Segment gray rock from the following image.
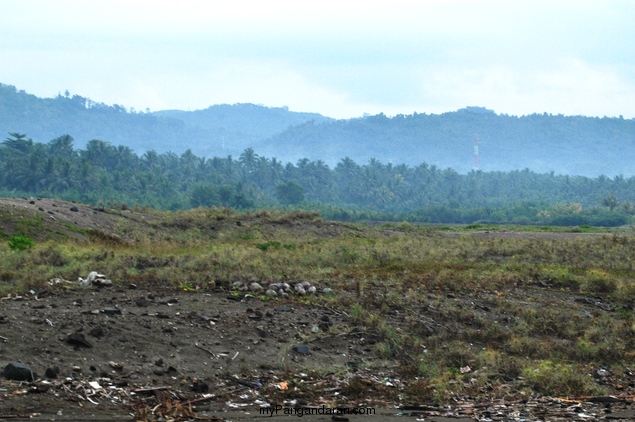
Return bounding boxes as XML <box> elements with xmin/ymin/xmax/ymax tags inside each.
<box><xmin>93</xmin><ymin>279</ymin><xmax>113</xmax><ymax>288</ymax></box>
<box><xmin>265</xmin><ymin>289</ymin><xmax>278</xmax><ymax>297</ymax></box>
<box><xmin>296</xmin><ymin>286</ymin><xmax>306</xmax><ymax>295</ymax></box>
<box><xmin>88</xmin><ymin>326</ymin><xmax>105</xmax><ymax>338</ymax></box>
<box><xmin>4</xmin><ymin>361</ymin><xmax>37</xmax><ymax>381</ymax></box>
<box><xmin>281</xmin><ymin>282</ymin><xmax>291</xmax><ymax>291</ymax></box>
<box><xmin>249</xmin><ymin>282</ymin><xmax>263</xmax><ymax>292</ymax></box>
<box><xmin>295</xmin><ymin>344</ymin><xmax>310</xmax><ymax>355</ymax></box>
<box><xmin>45</xmin><ymin>366</ymin><xmax>59</xmax><ymax>379</ymax></box>
<box><xmin>307</xmin><ymin>286</ymin><xmax>317</xmax><ymax>294</ymax></box>
<box><xmin>301</xmin><ymin>281</ymin><xmax>312</xmax><ymax>288</ymax></box>
<box><xmin>66</xmin><ymin>333</ymin><xmax>93</xmax><ymax>348</ymax></box>
<box><xmin>101</xmin><ymin>307</ymin><xmax>122</xmax><ymax>315</ymax></box>
<box><xmin>135</xmin><ymin>297</ymin><xmax>150</xmax><ymax>307</ymax></box>
<box><xmin>322</xmin><ymin>288</ymin><xmax>333</xmax><ymax>295</ymax></box>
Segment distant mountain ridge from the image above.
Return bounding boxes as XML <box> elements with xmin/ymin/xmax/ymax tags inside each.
<box><xmin>259</xmin><ymin>108</ymin><xmax>635</xmax><ymax>176</ymax></box>
<box><xmin>1</xmin><ymin>83</ymin><xmax>634</xmax><ymax>177</ymax></box>
<box><xmin>0</xmin><ymin>83</ymin><xmax>332</xmax><ymax>158</ymax></box>
<box><xmin>154</xmin><ymin>104</ymin><xmax>331</xmax><ymax>140</ymax></box>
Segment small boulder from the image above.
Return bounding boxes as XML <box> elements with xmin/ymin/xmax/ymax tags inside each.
<box><xmin>249</xmin><ymin>282</ymin><xmax>263</xmax><ymax>292</ymax></box>
<box><xmin>4</xmin><ymin>362</ymin><xmax>37</xmax><ymax>381</ymax></box>
<box><xmin>88</xmin><ymin>326</ymin><xmax>105</xmax><ymax>338</ymax></box>
<box><xmin>45</xmin><ymin>366</ymin><xmax>60</xmax><ymax>379</ymax></box>
<box><xmin>66</xmin><ymin>333</ymin><xmax>93</xmax><ymax>348</ymax></box>
<box><xmin>295</xmin><ymin>344</ymin><xmax>310</xmax><ymax>355</ymax></box>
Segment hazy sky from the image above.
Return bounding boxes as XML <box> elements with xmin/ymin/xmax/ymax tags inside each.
<box><xmin>1</xmin><ymin>0</ymin><xmax>633</xmax><ymax>119</ymax></box>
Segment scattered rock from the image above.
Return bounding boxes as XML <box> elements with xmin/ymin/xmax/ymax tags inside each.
<box><xmin>66</xmin><ymin>333</ymin><xmax>93</xmax><ymax>348</ymax></box>
<box><xmin>70</xmin><ymin>206</ymin><xmax>79</xmax><ymax>212</ymax></box>
<box><xmin>45</xmin><ymin>366</ymin><xmax>60</xmax><ymax>379</ymax></box>
<box><xmin>295</xmin><ymin>344</ymin><xmax>310</xmax><ymax>355</ymax></box>
<box><xmin>191</xmin><ymin>378</ymin><xmax>209</xmax><ymax>393</ymax></box>
<box><xmin>249</xmin><ymin>282</ymin><xmax>263</xmax><ymax>292</ymax></box>
<box><xmin>93</xmin><ymin>279</ymin><xmax>114</xmax><ymax>288</ymax></box>
<box><xmin>4</xmin><ymin>361</ymin><xmax>37</xmax><ymax>381</ymax></box>
<box><xmin>247</xmin><ymin>310</ymin><xmax>263</xmax><ymax>320</ymax></box>
<box><xmin>135</xmin><ymin>297</ymin><xmax>151</xmax><ymax>307</ymax></box>
<box><xmin>101</xmin><ymin>307</ymin><xmax>122</xmax><ymax>315</ymax></box>
<box><xmin>88</xmin><ymin>326</ymin><xmax>105</xmax><ymax>338</ymax></box>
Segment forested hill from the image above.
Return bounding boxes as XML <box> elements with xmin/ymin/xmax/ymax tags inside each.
<box><xmin>258</xmin><ymin>108</ymin><xmax>635</xmax><ymax>177</ymax></box>
<box><xmin>2</xmin><ymin>83</ymin><xmax>635</xmax><ymax>177</ymax></box>
<box><xmin>0</xmin><ymin>83</ymin><xmax>331</xmax><ymax>158</ymax></box>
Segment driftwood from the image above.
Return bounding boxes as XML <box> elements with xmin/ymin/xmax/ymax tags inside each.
<box><xmin>194</xmin><ymin>343</ymin><xmax>217</xmax><ymax>358</ymax></box>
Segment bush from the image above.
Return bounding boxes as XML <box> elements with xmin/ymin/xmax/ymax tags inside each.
<box><xmin>8</xmin><ymin>235</ymin><xmax>35</xmax><ymax>251</ymax></box>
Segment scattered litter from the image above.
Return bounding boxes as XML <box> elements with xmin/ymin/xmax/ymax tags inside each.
<box><xmin>78</xmin><ymin>271</ymin><xmax>113</xmax><ymax>288</ymax></box>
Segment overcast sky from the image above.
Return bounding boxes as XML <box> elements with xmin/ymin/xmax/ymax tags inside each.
<box><xmin>0</xmin><ymin>0</ymin><xmax>633</xmax><ymax>119</ymax></box>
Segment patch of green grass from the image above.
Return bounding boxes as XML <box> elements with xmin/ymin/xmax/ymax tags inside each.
<box><xmin>8</xmin><ymin>234</ymin><xmax>34</xmax><ymax>251</ymax></box>
<box><xmin>522</xmin><ymin>360</ymin><xmax>603</xmax><ymax>396</ymax></box>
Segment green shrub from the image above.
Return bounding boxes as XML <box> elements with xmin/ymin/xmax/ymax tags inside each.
<box><xmin>8</xmin><ymin>235</ymin><xmax>34</xmax><ymax>251</ymax></box>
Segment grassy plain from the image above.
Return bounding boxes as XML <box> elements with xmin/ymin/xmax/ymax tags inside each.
<box><xmin>2</xmin><ymin>201</ymin><xmax>635</xmax><ymax>403</ymax></box>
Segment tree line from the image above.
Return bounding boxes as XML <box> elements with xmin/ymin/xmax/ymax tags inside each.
<box><xmin>1</xmin><ymin>132</ymin><xmax>633</xmax><ymax>226</ymax></box>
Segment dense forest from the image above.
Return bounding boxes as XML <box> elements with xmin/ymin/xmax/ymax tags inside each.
<box><xmin>2</xmin><ymin>83</ymin><xmax>635</xmax><ymax>177</ymax></box>
<box><xmin>1</xmin><ymin>132</ymin><xmax>634</xmax><ymax>226</ymax></box>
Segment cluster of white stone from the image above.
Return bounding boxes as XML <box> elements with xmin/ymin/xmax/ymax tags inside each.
<box><xmin>231</xmin><ymin>280</ymin><xmax>332</xmax><ymax>297</ymax></box>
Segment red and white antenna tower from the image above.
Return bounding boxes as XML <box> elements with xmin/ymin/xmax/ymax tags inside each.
<box><xmin>473</xmin><ymin>132</ymin><xmax>480</xmax><ymax>171</ymax></box>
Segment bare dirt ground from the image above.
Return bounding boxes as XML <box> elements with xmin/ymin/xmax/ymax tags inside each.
<box><xmin>2</xmin><ymin>198</ymin><xmax>635</xmax><ymax>421</ymax></box>
<box><xmin>4</xmin><ymin>286</ymin><xmax>635</xmax><ymax>421</ymax></box>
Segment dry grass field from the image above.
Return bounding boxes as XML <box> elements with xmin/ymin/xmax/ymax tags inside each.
<box><xmin>2</xmin><ymin>198</ymin><xmax>635</xmax><ymax>420</ymax></box>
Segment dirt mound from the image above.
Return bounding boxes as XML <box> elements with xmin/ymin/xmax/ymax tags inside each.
<box><xmin>0</xmin><ymin>197</ymin><xmax>144</xmax><ymax>242</ymax></box>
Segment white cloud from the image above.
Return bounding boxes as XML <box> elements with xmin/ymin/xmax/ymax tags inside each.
<box><xmin>417</xmin><ymin>59</ymin><xmax>635</xmax><ymax>118</ymax></box>
<box><xmin>0</xmin><ymin>0</ymin><xmax>634</xmax><ymax>119</ymax></box>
